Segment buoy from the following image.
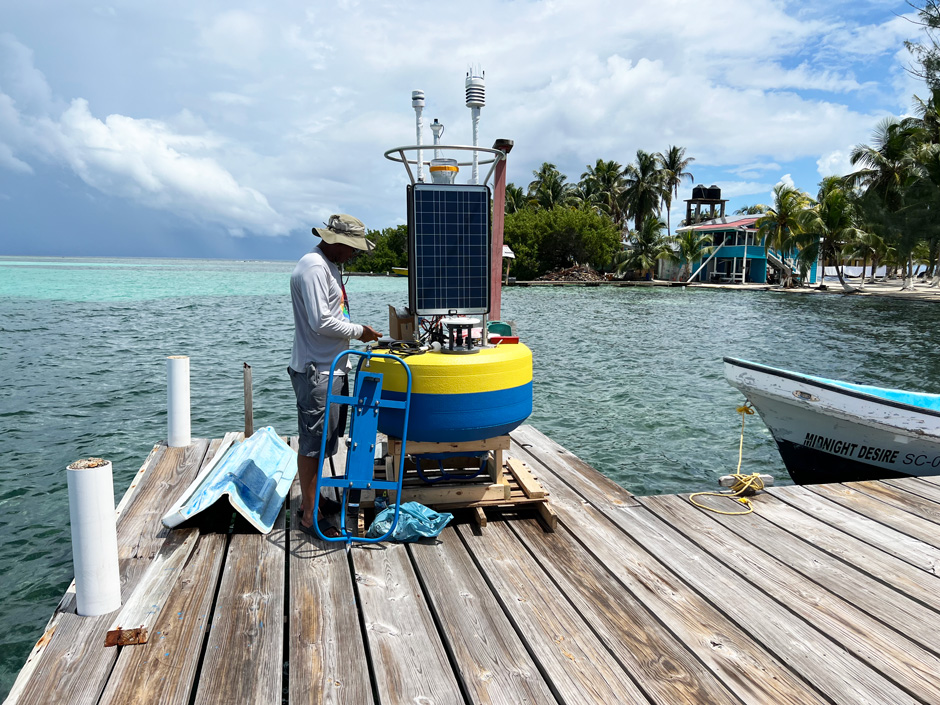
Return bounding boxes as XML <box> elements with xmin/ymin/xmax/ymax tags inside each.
<box><xmin>369</xmin><ymin>343</ymin><xmax>532</xmax><ymax>442</ymax></box>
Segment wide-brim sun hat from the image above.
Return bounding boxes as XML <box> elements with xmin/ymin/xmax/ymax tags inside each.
<box><xmin>313</xmin><ymin>214</ymin><xmax>375</xmax><ymax>251</ymax></box>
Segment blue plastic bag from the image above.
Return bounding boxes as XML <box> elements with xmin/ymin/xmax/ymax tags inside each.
<box><xmin>366</xmin><ymin>501</ymin><xmax>453</xmax><ymax>542</ymax></box>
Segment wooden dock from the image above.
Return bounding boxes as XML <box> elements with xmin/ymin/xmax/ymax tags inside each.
<box><xmin>7</xmin><ymin>425</ymin><xmax>940</xmax><ymax>704</ymax></box>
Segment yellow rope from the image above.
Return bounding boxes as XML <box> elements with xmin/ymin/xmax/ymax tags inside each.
<box><xmin>689</xmin><ymin>403</ymin><xmax>763</xmax><ymax>515</ymax></box>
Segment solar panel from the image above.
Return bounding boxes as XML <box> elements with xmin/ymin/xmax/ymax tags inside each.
<box><xmin>407</xmin><ymin>183</ymin><xmax>491</xmax><ymax>316</ymax></box>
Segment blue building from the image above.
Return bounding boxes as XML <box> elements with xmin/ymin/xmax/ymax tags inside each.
<box><xmin>675</xmin><ymin>215</ymin><xmax>818</xmax><ymax>285</ymax></box>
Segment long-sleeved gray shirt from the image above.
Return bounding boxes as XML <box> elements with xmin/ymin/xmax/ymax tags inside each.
<box><xmin>289</xmin><ymin>247</ymin><xmax>363</xmax><ymax>373</ymax></box>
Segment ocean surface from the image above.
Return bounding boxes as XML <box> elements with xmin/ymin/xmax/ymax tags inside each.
<box><xmin>3</xmin><ymin>255</ymin><xmax>940</xmax><ymax>696</ymax></box>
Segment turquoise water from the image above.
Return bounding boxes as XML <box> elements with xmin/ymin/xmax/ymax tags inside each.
<box><xmin>3</xmin><ymin>256</ymin><xmax>940</xmax><ymax>697</ymax></box>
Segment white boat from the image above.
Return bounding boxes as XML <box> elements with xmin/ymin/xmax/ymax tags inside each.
<box><xmin>724</xmin><ymin>357</ymin><xmax>940</xmax><ymax>484</ymax></box>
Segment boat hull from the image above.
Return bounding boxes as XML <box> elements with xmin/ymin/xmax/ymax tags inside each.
<box><xmin>724</xmin><ymin>357</ymin><xmax>940</xmax><ymax>484</ymax></box>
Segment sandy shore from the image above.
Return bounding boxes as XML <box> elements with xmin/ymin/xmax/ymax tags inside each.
<box><xmin>693</xmin><ymin>279</ymin><xmax>940</xmax><ymax>302</ymax></box>
<box><xmin>784</xmin><ymin>279</ymin><xmax>940</xmax><ymax>302</ymax></box>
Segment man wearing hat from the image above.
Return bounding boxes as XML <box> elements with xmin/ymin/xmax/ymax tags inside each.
<box><xmin>289</xmin><ymin>214</ymin><xmax>382</xmax><ymax>537</ymax></box>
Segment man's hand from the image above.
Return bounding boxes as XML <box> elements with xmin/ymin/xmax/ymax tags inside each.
<box><xmin>358</xmin><ymin>325</ymin><xmax>382</xmax><ymax>343</ymax></box>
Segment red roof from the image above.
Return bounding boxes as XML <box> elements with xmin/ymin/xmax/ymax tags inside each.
<box><xmin>693</xmin><ymin>216</ymin><xmax>759</xmax><ymax>232</ymax></box>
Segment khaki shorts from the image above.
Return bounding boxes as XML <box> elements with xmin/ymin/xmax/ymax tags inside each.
<box><xmin>288</xmin><ymin>364</ymin><xmax>349</xmax><ymax>458</ymax></box>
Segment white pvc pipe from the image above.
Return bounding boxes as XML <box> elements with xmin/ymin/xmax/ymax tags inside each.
<box><xmin>67</xmin><ymin>459</ymin><xmax>121</xmax><ymax>616</ymax></box>
<box><xmin>415</xmin><ymin>107</ymin><xmax>424</xmax><ymax>183</ymax></box>
<box><xmin>470</xmin><ymin>107</ymin><xmax>481</xmax><ymax>184</ymax></box>
<box><xmin>413</xmin><ymin>90</ymin><xmax>425</xmax><ymax>184</ymax></box>
<box><xmin>167</xmin><ymin>355</ymin><xmax>191</xmax><ymax>447</ymax></box>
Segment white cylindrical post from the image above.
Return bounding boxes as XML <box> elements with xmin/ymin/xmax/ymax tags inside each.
<box><xmin>167</xmin><ymin>355</ymin><xmax>191</xmax><ymax>447</ymax></box>
<box><xmin>67</xmin><ymin>458</ymin><xmax>121</xmax><ymax>616</ymax></box>
<box><xmin>412</xmin><ymin>90</ymin><xmax>425</xmax><ymax>183</ymax></box>
<box><xmin>470</xmin><ymin>107</ymin><xmax>481</xmax><ymax>184</ymax></box>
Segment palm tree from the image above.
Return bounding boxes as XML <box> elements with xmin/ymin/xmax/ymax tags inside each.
<box><xmin>656</xmin><ymin>146</ymin><xmax>695</xmax><ymax>235</ymax></box>
<box><xmin>623</xmin><ymin>150</ymin><xmax>665</xmax><ymax>231</ymax></box>
<box><xmin>847</xmin><ymin>116</ymin><xmax>921</xmax><ymax>213</ymax></box>
<box><xmin>843</xmin><ymin>229</ymin><xmax>888</xmax><ymax>288</ymax></box>
<box><xmin>796</xmin><ymin>176</ymin><xmax>866</xmax><ymax>291</ymax></box>
<box><xmin>757</xmin><ymin>183</ymin><xmax>812</xmax><ymax>287</ymax></box>
<box><xmin>852</xmin><ymin>189</ymin><xmax>898</xmax><ymax>284</ymax></box>
<box><xmin>912</xmin><ymin>87</ymin><xmax>940</xmax><ymax>144</ymax></box>
<box><xmin>669</xmin><ymin>229</ymin><xmax>713</xmax><ymax>281</ymax></box>
<box><xmin>527</xmin><ymin>162</ymin><xmax>575</xmax><ymax>210</ymax></box>
<box><xmin>734</xmin><ymin>204</ymin><xmax>769</xmax><ymax>215</ymax></box>
<box><xmin>580</xmin><ymin>159</ymin><xmax>626</xmax><ymax>225</ymax></box>
<box><xmin>504</xmin><ymin>183</ymin><xmax>526</xmax><ymax>214</ymax></box>
<box><xmin>847</xmin><ymin>116</ymin><xmax>923</xmax><ymax>287</ymax></box>
<box><xmin>619</xmin><ymin>215</ymin><xmax>671</xmax><ymax>279</ymax></box>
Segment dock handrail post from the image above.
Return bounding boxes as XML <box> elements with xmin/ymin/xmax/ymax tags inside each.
<box><xmin>243</xmin><ymin>362</ymin><xmax>254</xmax><ymax>438</ymax></box>
<box><xmin>67</xmin><ymin>458</ymin><xmax>121</xmax><ymax>616</ymax></box>
<box><xmin>166</xmin><ymin>355</ymin><xmax>191</xmax><ymax>447</ymax></box>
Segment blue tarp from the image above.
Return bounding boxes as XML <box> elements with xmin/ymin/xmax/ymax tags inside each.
<box><xmin>365</xmin><ymin>501</ymin><xmax>453</xmax><ymax>542</ymax></box>
<box><xmin>162</xmin><ymin>426</ymin><xmax>296</xmax><ymax>533</ymax></box>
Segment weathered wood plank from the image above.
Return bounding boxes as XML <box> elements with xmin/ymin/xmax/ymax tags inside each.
<box><xmin>408</xmin><ymin>525</ymin><xmax>558</xmax><ymax>705</ymax></box>
<box><xmin>105</xmin><ymin>527</ymin><xmax>200</xmax><ymax>646</ymax></box>
<box><xmin>758</xmin><ymin>488</ymin><xmax>940</xmax><ymax>612</ymax></box>
<box><xmin>288</xmin><ymin>475</ymin><xmax>373</xmax><ymax>705</ymax></box>
<box><xmin>456</xmin><ymin>519</ymin><xmax>653</xmax><ymax>705</ymax></box>
<box><xmin>506</xmin><ymin>457</ymin><xmax>544</xmax><ymax>499</ymax></box>
<box><xmin>97</xmin><ymin>532</ymin><xmax>228</xmax><ymax>705</ymax></box>
<box><xmin>114</xmin><ymin>443</ymin><xmax>167</xmax><ymax>519</ymax></box>
<box><xmin>768</xmin><ymin>486</ymin><xmax>940</xmax><ymax>585</ymax></box>
<box><xmin>641</xmin><ymin>492</ymin><xmax>940</xmax><ymax>703</ymax></box>
<box><xmin>391</xmin><ymin>435</ymin><xmax>510</xmax><ymax>456</ymax></box>
<box><xmin>605</xmin><ymin>500</ymin><xmax>920</xmax><ymax>705</ymax></box>
<box><xmin>511</xmin><ymin>425</ymin><xmax>641</xmax><ymax>509</ymax></box>
<box><xmin>831</xmin><ymin>479</ymin><xmax>940</xmax><ymax>526</ymax></box>
<box><xmin>691</xmin><ymin>489</ymin><xmax>940</xmax><ymax>656</ymax></box>
<box><xmin>12</xmin><ymin>442</ymin><xmax>211</xmax><ymax>705</ymax></box>
<box><xmin>535</xmin><ymin>501</ymin><xmax>557</xmax><ymax>531</ymax></box>
<box><xmin>509</xmin><ymin>441</ymin><xmax>829</xmax><ymax>705</ymax></box>
<box><xmin>352</xmin><ymin>541</ymin><xmax>463</xmax><ymax>705</ymax></box>
<box><xmin>193</xmin><ymin>507</ymin><xmax>285</xmax><ymax>704</ymax></box>
<box><xmin>809</xmin><ymin>482</ymin><xmax>940</xmax><ymax>554</ymax></box>
<box><xmin>883</xmin><ymin>475</ymin><xmax>940</xmax><ymax>506</ymax></box>
<box><xmin>118</xmin><ymin>441</ymin><xmax>212</xmax><ymax>553</ymax></box>
<box><xmin>508</xmin><ymin>515</ymin><xmax>740</xmax><ymax>705</ymax></box>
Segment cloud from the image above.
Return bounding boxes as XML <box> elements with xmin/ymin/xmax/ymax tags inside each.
<box><xmin>0</xmin><ymin>142</ymin><xmax>32</xmax><ymax>173</ymax></box>
<box><xmin>0</xmin><ymin>33</ymin><xmax>53</xmax><ymax>114</ymax></box>
<box><xmin>817</xmin><ymin>147</ymin><xmax>855</xmax><ymax>178</ymax></box>
<box><xmin>54</xmin><ymin>99</ymin><xmax>290</xmax><ymax>234</ymax></box>
<box><xmin>0</xmin><ymin>33</ymin><xmax>293</xmax><ymax>235</ymax></box>
<box><xmin>826</xmin><ymin>14</ymin><xmax>917</xmax><ymax>58</ymax></box>
<box><xmin>208</xmin><ymin>92</ymin><xmax>254</xmax><ymax>107</ymax></box>
<box><xmin>715</xmin><ymin>181</ymin><xmax>776</xmax><ymax>199</ymax></box>
<box><xmin>200</xmin><ymin>10</ymin><xmax>268</xmax><ymax>69</ymax></box>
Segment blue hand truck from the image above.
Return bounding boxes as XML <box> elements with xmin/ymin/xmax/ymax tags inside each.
<box><xmin>312</xmin><ymin>349</ymin><xmax>411</xmax><ymax>544</ymax></box>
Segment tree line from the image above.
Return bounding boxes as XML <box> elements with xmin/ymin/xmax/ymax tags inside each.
<box><xmin>346</xmin><ymin>146</ymin><xmax>698</xmax><ymax>280</ymax></box>
<box><xmin>502</xmin><ymin>147</ymin><xmax>695</xmax><ymax>280</ymax></box>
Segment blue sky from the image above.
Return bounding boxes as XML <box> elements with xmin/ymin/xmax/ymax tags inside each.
<box><xmin>0</xmin><ymin>0</ymin><xmax>928</xmax><ymax>260</ymax></box>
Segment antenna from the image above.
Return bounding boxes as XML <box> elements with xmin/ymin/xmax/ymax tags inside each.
<box><xmin>430</xmin><ymin>118</ymin><xmax>444</xmax><ymax>160</ymax></box>
<box><xmin>412</xmin><ymin>90</ymin><xmax>425</xmax><ymax>182</ymax></box>
<box><xmin>465</xmin><ymin>66</ymin><xmax>485</xmax><ymax>184</ymax></box>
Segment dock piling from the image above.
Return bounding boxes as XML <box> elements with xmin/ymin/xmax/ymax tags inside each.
<box><xmin>166</xmin><ymin>355</ymin><xmax>191</xmax><ymax>447</ymax></box>
<box><xmin>66</xmin><ymin>458</ymin><xmax>121</xmax><ymax>617</ymax></box>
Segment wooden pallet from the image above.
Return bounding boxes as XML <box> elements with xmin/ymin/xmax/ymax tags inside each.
<box><xmin>357</xmin><ymin>437</ymin><xmax>555</xmax><ymax>532</ymax></box>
